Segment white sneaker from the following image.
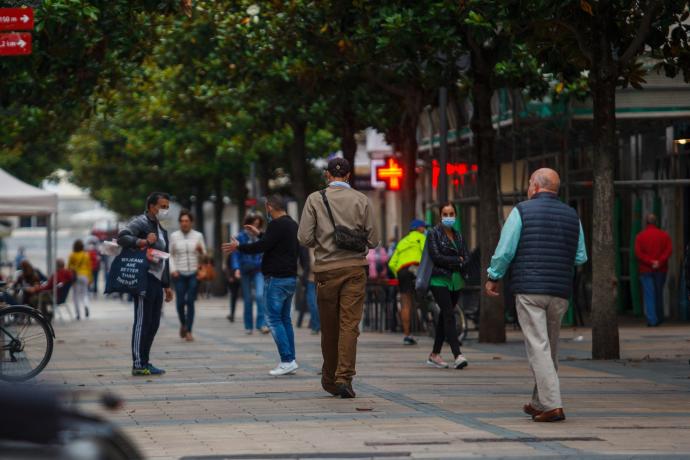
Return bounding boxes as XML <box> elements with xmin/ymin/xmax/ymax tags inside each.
<box><xmin>269</xmin><ymin>360</ymin><xmax>298</xmax><ymax>376</ymax></box>
<box><xmin>454</xmin><ymin>354</ymin><xmax>468</xmax><ymax>369</ymax></box>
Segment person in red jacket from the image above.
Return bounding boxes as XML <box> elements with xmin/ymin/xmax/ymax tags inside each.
<box><xmin>634</xmin><ymin>214</ymin><xmax>672</xmax><ymax>326</ymax></box>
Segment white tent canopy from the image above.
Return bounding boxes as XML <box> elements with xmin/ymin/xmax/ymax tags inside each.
<box><xmin>0</xmin><ymin>168</ymin><xmax>57</xmax><ymax>216</ymax></box>
<box><xmin>0</xmin><ymin>168</ymin><xmax>59</xmax><ymax>311</ymax></box>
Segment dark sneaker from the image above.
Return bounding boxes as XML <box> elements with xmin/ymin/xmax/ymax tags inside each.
<box><xmin>403</xmin><ymin>336</ymin><xmax>417</xmax><ymax>345</ymax></box>
<box><xmin>336</xmin><ymin>383</ymin><xmax>356</xmax><ymax>399</ymax></box>
<box><xmin>146</xmin><ymin>364</ymin><xmax>166</xmax><ymax>375</ymax></box>
<box><xmin>85</xmin><ymin>307</ymin><xmax>90</xmax><ymax>318</ymax></box>
<box><xmin>132</xmin><ymin>367</ymin><xmax>152</xmax><ymax>376</ymax></box>
<box><xmin>227</xmin><ymin>314</ymin><xmax>234</xmax><ymax>323</ymax></box>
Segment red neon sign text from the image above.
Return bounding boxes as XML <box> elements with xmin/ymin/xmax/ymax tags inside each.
<box><xmin>432</xmin><ymin>160</ymin><xmax>478</xmax><ymax>189</ymax></box>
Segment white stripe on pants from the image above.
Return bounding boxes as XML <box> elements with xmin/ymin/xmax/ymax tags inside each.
<box><xmin>133</xmin><ymin>295</ymin><xmax>144</xmax><ymax>369</ymax></box>
<box><xmin>73</xmin><ymin>275</ymin><xmax>90</xmax><ymax>318</ymax></box>
<box><xmin>515</xmin><ymin>294</ymin><xmax>569</xmax><ymax>411</ymax></box>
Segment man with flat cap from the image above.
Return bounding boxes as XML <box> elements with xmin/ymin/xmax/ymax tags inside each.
<box><xmin>485</xmin><ymin>168</ymin><xmax>588</xmax><ymax>422</ymax></box>
<box><xmin>298</xmin><ymin>158</ymin><xmax>378</xmax><ymax>398</ymax></box>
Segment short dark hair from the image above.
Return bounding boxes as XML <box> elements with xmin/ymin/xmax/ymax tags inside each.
<box><xmin>178</xmin><ymin>209</ymin><xmax>194</xmax><ymax>222</ymax></box>
<box><xmin>243</xmin><ymin>213</ymin><xmax>264</xmax><ymax>227</ymax></box>
<box><xmin>73</xmin><ymin>239</ymin><xmax>84</xmax><ymax>252</ymax></box>
<box><xmin>265</xmin><ymin>194</ymin><xmax>286</xmax><ymax>211</ymax></box>
<box><xmin>146</xmin><ymin>192</ymin><xmax>170</xmax><ymax>210</ymax></box>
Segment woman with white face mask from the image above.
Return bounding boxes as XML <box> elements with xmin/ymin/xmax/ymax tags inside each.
<box><xmin>425</xmin><ymin>202</ymin><xmax>470</xmax><ymax>370</ymax></box>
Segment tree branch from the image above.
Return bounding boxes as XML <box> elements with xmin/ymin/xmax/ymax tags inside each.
<box><xmin>364</xmin><ymin>68</ymin><xmax>407</xmax><ymax>98</ymax></box>
<box><xmin>553</xmin><ymin>20</ymin><xmax>593</xmax><ymax>64</ymax></box>
<box><xmin>618</xmin><ymin>0</ymin><xmax>662</xmax><ymax>66</ymax></box>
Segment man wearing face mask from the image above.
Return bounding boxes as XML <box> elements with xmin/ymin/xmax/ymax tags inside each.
<box><xmin>223</xmin><ymin>195</ymin><xmax>300</xmax><ymax>376</ymax></box>
<box><xmin>485</xmin><ymin>168</ymin><xmax>587</xmax><ymax>423</ymax></box>
<box><xmin>117</xmin><ymin>192</ymin><xmax>174</xmax><ymax>376</ymax></box>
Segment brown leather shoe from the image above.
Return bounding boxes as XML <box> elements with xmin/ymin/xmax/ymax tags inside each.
<box><xmin>336</xmin><ymin>382</ymin><xmax>356</xmax><ymax>399</ymax></box>
<box><xmin>523</xmin><ymin>403</ymin><xmax>543</xmax><ymax>417</ymax></box>
<box><xmin>179</xmin><ymin>325</ymin><xmax>187</xmax><ymax>338</ymax></box>
<box><xmin>321</xmin><ymin>379</ymin><xmax>338</xmax><ymax>396</ymax></box>
<box><xmin>533</xmin><ymin>408</ymin><xmax>566</xmax><ymax>422</ymax></box>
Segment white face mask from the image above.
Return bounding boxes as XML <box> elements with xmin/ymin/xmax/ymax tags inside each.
<box><xmin>158</xmin><ymin>208</ymin><xmax>169</xmax><ymax>219</ymax></box>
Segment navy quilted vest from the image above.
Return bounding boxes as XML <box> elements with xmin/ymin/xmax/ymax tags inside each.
<box><xmin>510</xmin><ymin>193</ymin><xmax>580</xmax><ymax>299</ymax></box>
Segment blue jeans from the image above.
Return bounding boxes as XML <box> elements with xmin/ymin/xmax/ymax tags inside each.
<box><xmin>174</xmin><ymin>273</ymin><xmax>198</xmax><ymax>332</ymax></box>
<box><xmin>306</xmin><ymin>281</ymin><xmax>320</xmax><ymax>332</ymax></box>
<box><xmin>264</xmin><ymin>276</ymin><xmax>297</xmax><ymax>363</ymax></box>
<box><xmin>241</xmin><ymin>271</ymin><xmax>265</xmax><ymax>330</ymax></box>
<box><xmin>640</xmin><ymin>272</ymin><xmax>666</xmax><ymax>326</ymax></box>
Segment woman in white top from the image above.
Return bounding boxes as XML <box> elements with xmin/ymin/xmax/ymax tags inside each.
<box><xmin>169</xmin><ymin>209</ymin><xmax>206</xmax><ymax>341</ymax></box>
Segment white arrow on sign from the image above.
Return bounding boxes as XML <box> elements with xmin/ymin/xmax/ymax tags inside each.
<box><xmin>20</xmin><ymin>14</ymin><xmax>29</xmax><ymax>23</ymax></box>
<box><xmin>17</xmin><ymin>38</ymin><xmax>26</xmax><ymax>48</ymax></box>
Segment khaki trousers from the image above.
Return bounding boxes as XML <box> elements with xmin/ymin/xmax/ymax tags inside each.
<box><xmin>515</xmin><ymin>294</ymin><xmax>569</xmax><ymax>411</ymax></box>
<box><xmin>315</xmin><ymin>266</ymin><xmax>367</xmax><ymax>388</ymax></box>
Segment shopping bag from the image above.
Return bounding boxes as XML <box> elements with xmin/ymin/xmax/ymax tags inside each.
<box><xmin>105</xmin><ymin>248</ymin><xmax>149</xmax><ymax>296</ymax></box>
<box><xmin>414</xmin><ymin>242</ymin><xmax>432</xmax><ymax>295</ymax></box>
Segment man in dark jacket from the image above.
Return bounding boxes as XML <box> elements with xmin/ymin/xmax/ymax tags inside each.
<box><xmin>486</xmin><ymin>169</ymin><xmax>587</xmax><ymax>423</ymax></box>
<box><xmin>117</xmin><ymin>192</ymin><xmax>173</xmax><ymax>376</ymax></box>
<box><xmin>224</xmin><ymin>195</ymin><xmax>300</xmax><ymax>376</ymax></box>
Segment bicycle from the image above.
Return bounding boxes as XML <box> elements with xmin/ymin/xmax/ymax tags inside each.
<box><xmin>0</xmin><ymin>281</ymin><xmax>55</xmax><ymax>382</ymax></box>
<box><xmin>415</xmin><ymin>290</ymin><xmax>468</xmax><ymax>344</ymax></box>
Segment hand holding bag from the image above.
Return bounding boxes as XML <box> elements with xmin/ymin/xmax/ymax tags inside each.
<box><xmin>105</xmin><ymin>248</ymin><xmax>150</xmax><ymax>296</ymax></box>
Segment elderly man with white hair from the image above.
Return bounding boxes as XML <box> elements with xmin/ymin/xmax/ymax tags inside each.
<box><xmin>485</xmin><ymin>168</ymin><xmax>588</xmax><ymax>423</ymax></box>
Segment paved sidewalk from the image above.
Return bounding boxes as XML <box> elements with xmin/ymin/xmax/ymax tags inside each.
<box><xmin>38</xmin><ymin>296</ymin><xmax>690</xmax><ymax>459</ymax></box>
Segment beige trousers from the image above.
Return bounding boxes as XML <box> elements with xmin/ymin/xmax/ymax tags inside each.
<box><xmin>515</xmin><ymin>294</ymin><xmax>569</xmax><ymax>411</ymax></box>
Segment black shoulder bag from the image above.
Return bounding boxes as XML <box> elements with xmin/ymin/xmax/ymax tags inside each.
<box><xmin>320</xmin><ymin>190</ymin><xmax>369</xmax><ymax>253</ymax></box>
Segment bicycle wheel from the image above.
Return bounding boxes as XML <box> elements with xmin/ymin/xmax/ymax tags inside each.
<box><xmin>0</xmin><ymin>305</ymin><xmax>54</xmax><ymax>382</ymax></box>
<box><xmin>454</xmin><ymin>306</ymin><xmax>468</xmax><ymax>344</ymax></box>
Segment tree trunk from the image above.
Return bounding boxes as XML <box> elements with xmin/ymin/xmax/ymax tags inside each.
<box><xmin>211</xmin><ymin>176</ymin><xmax>227</xmax><ymax>296</ymax></box>
<box><xmin>340</xmin><ymin>106</ymin><xmax>357</xmax><ymax>187</ymax></box>
<box><xmin>589</xmin><ymin>57</ymin><xmax>620</xmax><ymax>359</ymax></box>
<box><xmin>193</xmin><ymin>183</ymin><xmax>205</xmax><ymax>234</ymax></box>
<box><xmin>290</xmin><ymin>119</ymin><xmax>309</xmax><ymax>211</ymax></box>
<box><xmin>472</xmin><ymin>76</ymin><xmax>506</xmax><ymax>343</ymax></box>
<box><xmin>399</xmin><ymin>111</ymin><xmax>418</xmax><ymax>229</ymax></box>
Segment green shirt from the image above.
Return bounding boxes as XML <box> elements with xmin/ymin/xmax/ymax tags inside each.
<box><xmin>429</xmin><ymin>239</ymin><xmax>465</xmax><ymax>291</ymax></box>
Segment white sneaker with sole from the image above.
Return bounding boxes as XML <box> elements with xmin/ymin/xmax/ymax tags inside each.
<box><xmin>426</xmin><ymin>354</ymin><xmax>449</xmax><ymax>369</ymax></box>
<box><xmin>454</xmin><ymin>354</ymin><xmax>468</xmax><ymax>369</ymax></box>
<box><xmin>269</xmin><ymin>360</ymin><xmax>299</xmax><ymax>376</ymax></box>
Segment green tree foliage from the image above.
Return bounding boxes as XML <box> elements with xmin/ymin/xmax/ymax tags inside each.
<box><xmin>529</xmin><ymin>0</ymin><xmax>690</xmax><ymax>359</ymax></box>
<box><xmin>458</xmin><ymin>0</ymin><xmax>549</xmax><ymax>344</ymax></box>
<box><xmin>0</xmin><ymin>0</ymin><xmax>179</xmax><ymax>184</ymax></box>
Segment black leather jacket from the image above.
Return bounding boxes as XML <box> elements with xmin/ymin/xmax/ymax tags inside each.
<box><xmin>117</xmin><ymin>212</ymin><xmax>170</xmax><ymax>288</ymax></box>
<box><xmin>427</xmin><ymin>224</ymin><xmax>469</xmax><ymax>279</ymax></box>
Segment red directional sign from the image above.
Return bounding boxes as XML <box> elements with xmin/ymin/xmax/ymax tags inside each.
<box><xmin>0</xmin><ymin>8</ymin><xmax>34</xmax><ymax>31</ymax></box>
<box><xmin>0</xmin><ymin>33</ymin><xmax>32</xmax><ymax>55</ymax></box>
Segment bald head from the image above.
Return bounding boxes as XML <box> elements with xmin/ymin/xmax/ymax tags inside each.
<box><xmin>645</xmin><ymin>213</ymin><xmax>657</xmax><ymax>226</ymax></box>
<box><xmin>528</xmin><ymin>168</ymin><xmax>560</xmax><ymax>199</ymax></box>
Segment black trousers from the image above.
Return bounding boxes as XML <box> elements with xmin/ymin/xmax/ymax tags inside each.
<box><xmin>132</xmin><ymin>274</ymin><xmax>163</xmax><ymax>369</ymax></box>
<box><xmin>430</xmin><ymin>286</ymin><xmax>462</xmax><ymax>357</ymax></box>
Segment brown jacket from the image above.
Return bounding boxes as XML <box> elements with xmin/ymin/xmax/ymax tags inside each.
<box><xmin>298</xmin><ymin>185</ymin><xmax>378</xmax><ymax>273</ymax></box>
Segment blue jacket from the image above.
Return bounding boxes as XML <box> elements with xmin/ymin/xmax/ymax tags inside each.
<box><xmin>231</xmin><ymin>230</ymin><xmax>263</xmax><ymax>273</ymax></box>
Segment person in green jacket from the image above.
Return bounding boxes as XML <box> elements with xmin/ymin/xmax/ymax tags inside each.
<box><xmin>388</xmin><ymin>219</ymin><xmax>427</xmax><ymax>345</ymax></box>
